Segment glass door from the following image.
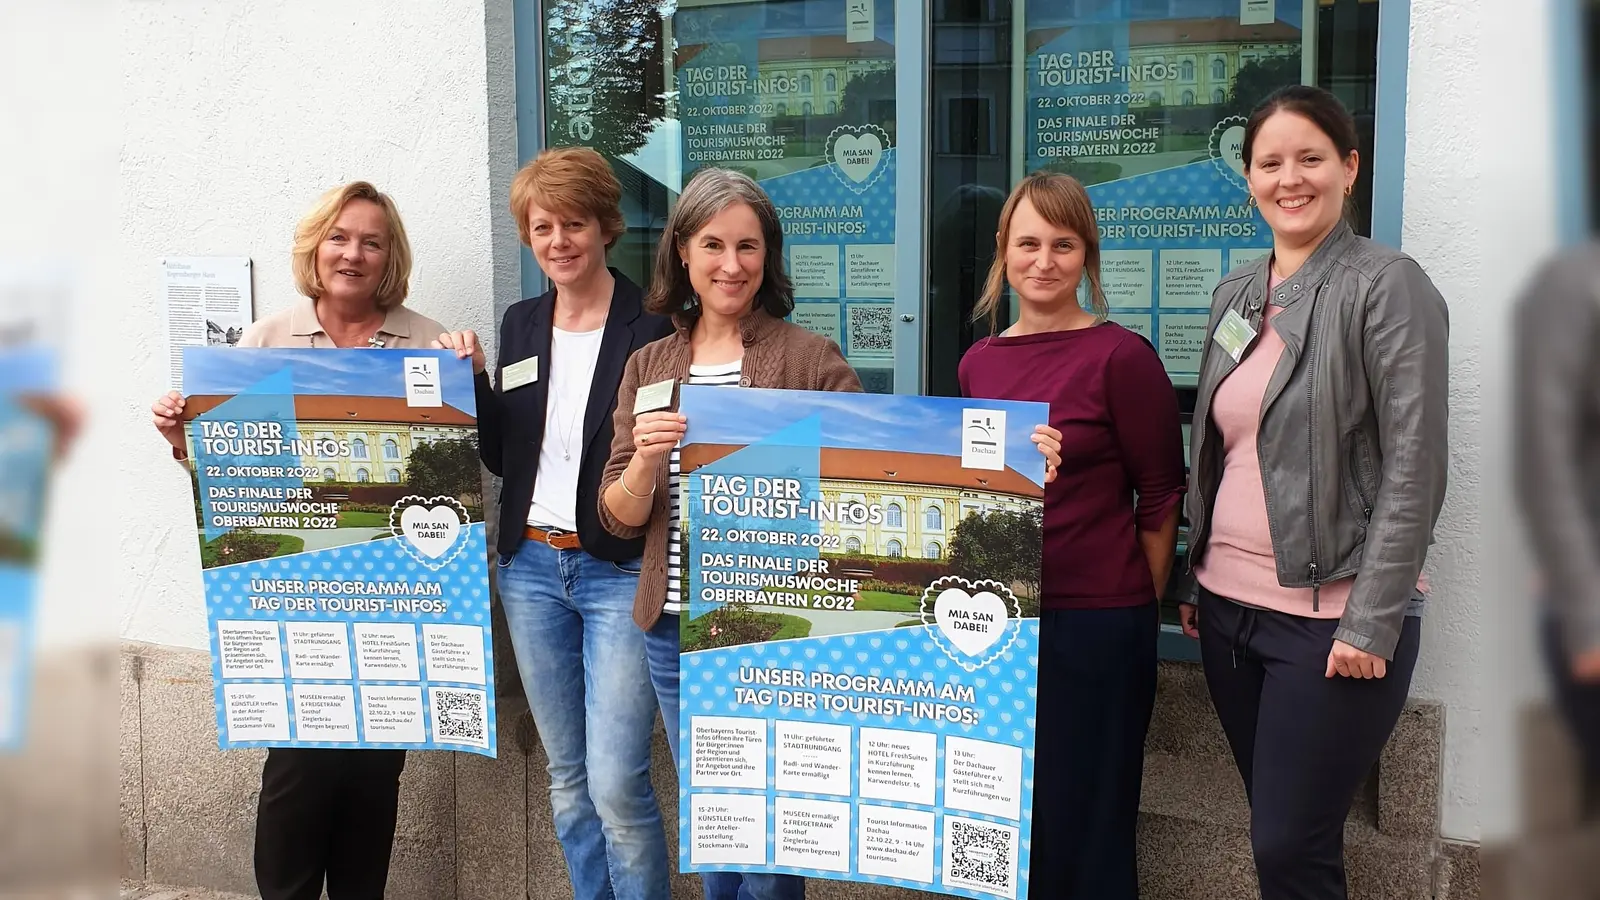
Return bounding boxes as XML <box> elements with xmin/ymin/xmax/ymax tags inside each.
<box><xmin>919</xmin><ymin>0</ymin><xmax>1387</xmax><ymax>655</ymax></box>
<box><xmin>925</xmin><ymin>0</ymin><xmax>1341</xmax><ymax>395</ymax></box>
<box><xmin>530</xmin><ymin>0</ymin><xmax>910</xmax><ymax>393</ymax></box>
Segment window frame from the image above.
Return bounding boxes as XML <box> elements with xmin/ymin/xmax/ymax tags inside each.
<box><xmin>1555</xmin><ymin>0</ymin><xmax>1591</xmax><ymax>241</ymax></box>
<box><xmin>510</xmin><ymin>0</ymin><xmax>1415</xmax><ymax>664</ymax></box>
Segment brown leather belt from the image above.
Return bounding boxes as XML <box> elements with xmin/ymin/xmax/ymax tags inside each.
<box><xmin>525</xmin><ymin>525</ymin><xmax>582</xmax><ymax>551</ymax></box>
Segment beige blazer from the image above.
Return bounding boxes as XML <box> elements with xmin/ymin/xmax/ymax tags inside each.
<box><xmin>240</xmin><ymin>294</ymin><xmax>447</xmax><ymax>350</ymax></box>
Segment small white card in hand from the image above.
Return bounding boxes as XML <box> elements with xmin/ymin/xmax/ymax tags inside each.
<box><xmin>634</xmin><ymin>378</ymin><xmax>675</xmax><ymax>413</ymax></box>
<box><xmin>502</xmin><ymin>356</ymin><xmax>539</xmax><ymax>390</ymax></box>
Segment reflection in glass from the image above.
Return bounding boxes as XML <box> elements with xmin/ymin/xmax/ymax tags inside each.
<box><xmin>917</xmin><ymin>0</ymin><xmax>1385</xmax><ymax>641</ymax></box>
<box><xmin>537</xmin><ymin>0</ymin><xmax>901</xmax><ymax>393</ymax></box>
<box><xmin>926</xmin><ymin>0</ymin><xmax>1014</xmax><ymax>398</ymax></box>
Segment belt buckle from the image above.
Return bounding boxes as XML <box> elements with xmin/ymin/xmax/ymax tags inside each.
<box><xmin>544</xmin><ymin>529</ymin><xmax>572</xmax><ymax>548</ymax></box>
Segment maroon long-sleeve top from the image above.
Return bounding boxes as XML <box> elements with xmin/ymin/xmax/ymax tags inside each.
<box><xmin>958</xmin><ymin>322</ymin><xmax>1187</xmax><ymax>610</ymax></box>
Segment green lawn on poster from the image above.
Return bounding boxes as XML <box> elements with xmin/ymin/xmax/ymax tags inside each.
<box><xmin>682</xmin><ymin>606</ymin><xmax>813</xmax><ymax>652</ymax></box>
<box><xmin>198</xmin><ymin>531</ymin><xmax>305</xmax><ymax>568</ymax></box>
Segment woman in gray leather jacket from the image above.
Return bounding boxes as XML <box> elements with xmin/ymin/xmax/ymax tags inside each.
<box><xmin>1175</xmin><ymin>85</ymin><xmax>1449</xmax><ymax>900</ymax></box>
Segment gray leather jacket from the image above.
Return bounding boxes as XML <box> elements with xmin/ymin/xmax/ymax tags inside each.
<box><xmin>1178</xmin><ymin>221</ymin><xmax>1449</xmax><ymax>660</ymax></box>
<box><xmin>1514</xmin><ymin>243</ymin><xmax>1600</xmax><ymax>661</ymax></box>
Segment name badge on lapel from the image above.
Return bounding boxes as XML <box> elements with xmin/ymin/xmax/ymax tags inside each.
<box><xmin>1212</xmin><ymin>309</ymin><xmax>1257</xmax><ymax>363</ymax></box>
<box><xmin>502</xmin><ymin>356</ymin><xmax>539</xmax><ymax>391</ymax></box>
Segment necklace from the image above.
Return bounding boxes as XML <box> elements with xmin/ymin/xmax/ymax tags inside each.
<box><xmin>551</xmin><ymin>391</ymin><xmax>582</xmax><ymax>461</ymax></box>
<box><xmin>309</xmin><ymin>332</ymin><xmax>384</xmax><ymax>348</ymax></box>
<box><xmin>549</xmin><ymin>334</ymin><xmax>601</xmax><ymax>461</ymax></box>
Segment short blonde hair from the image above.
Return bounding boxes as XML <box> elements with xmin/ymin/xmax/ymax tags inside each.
<box><xmin>510</xmin><ymin>147</ymin><xmax>626</xmax><ymax>249</ymax></box>
<box><xmin>974</xmin><ymin>171</ymin><xmax>1108</xmax><ymax>334</ymax></box>
<box><xmin>291</xmin><ymin>182</ymin><xmax>412</xmax><ymax>310</ymax></box>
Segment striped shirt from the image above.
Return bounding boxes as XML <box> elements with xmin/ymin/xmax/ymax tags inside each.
<box><xmin>664</xmin><ymin>360</ymin><xmax>744</xmax><ymax>616</ymax></box>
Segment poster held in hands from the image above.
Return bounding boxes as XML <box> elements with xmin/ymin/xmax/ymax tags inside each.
<box><xmin>676</xmin><ymin>386</ymin><xmax>1046</xmax><ymax>898</ymax></box>
<box><xmin>183</xmin><ymin>347</ymin><xmax>496</xmax><ymax>756</ymax></box>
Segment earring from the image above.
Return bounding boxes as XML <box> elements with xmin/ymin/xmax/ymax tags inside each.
<box><xmin>1246</xmin><ymin>194</ymin><xmax>1257</xmax><ymax>209</ymax></box>
<box><xmin>1344</xmin><ymin>183</ymin><xmax>1353</xmax><ymax>197</ymax></box>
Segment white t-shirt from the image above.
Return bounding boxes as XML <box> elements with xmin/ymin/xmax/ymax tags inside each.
<box><xmin>527</xmin><ymin>325</ymin><xmax>605</xmax><ymax>532</ymax></box>
<box><xmin>664</xmin><ymin>359</ymin><xmax>744</xmax><ymax>616</ymax></box>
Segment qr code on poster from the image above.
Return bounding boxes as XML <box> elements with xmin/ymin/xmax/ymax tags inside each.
<box><xmin>846</xmin><ymin>303</ymin><xmax>893</xmax><ymax>358</ymax></box>
<box><xmin>945</xmin><ymin>817</ymin><xmax>1018</xmax><ymax>898</ymax></box>
<box><xmin>428</xmin><ymin>686</ymin><xmax>488</xmax><ymax>748</ymax></box>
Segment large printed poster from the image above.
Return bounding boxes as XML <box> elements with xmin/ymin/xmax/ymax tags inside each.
<box><xmin>1025</xmin><ymin>0</ymin><xmax>1306</xmax><ymax>383</ymax></box>
<box><xmin>0</xmin><ymin>345</ymin><xmax>55</xmax><ymax>751</ymax></box>
<box><xmin>673</xmin><ymin>0</ymin><xmax>898</xmax><ymax>392</ymax></box>
<box><xmin>182</xmin><ymin>348</ymin><xmax>496</xmax><ymax>757</ymax></box>
<box><xmin>676</xmin><ymin>387</ymin><xmax>1046</xmax><ymax>898</ymax></box>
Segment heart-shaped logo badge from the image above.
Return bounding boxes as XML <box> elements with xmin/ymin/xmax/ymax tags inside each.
<box><xmin>826</xmin><ymin>124</ymin><xmax>891</xmax><ymax>194</ymax></box>
<box><xmin>934</xmin><ymin>588</ymin><xmax>1007</xmax><ymax>657</ymax></box>
<box><xmin>389</xmin><ymin>495</ymin><xmax>469</xmax><ymax>570</ymax></box>
<box><xmin>1208</xmin><ymin>116</ymin><xmax>1249</xmax><ymax>190</ymax></box>
<box><xmin>921</xmin><ymin>576</ymin><xmax>1021</xmax><ymax>672</ymax></box>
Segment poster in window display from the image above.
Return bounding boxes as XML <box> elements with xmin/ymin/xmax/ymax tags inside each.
<box><xmin>673</xmin><ymin>0</ymin><xmax>899</xmax><ymax>390</ymax></box>
<box><xmin>1025</xmin><ymin>0</ymin><xmax>1307</xmax><ymax>383</ymax></box>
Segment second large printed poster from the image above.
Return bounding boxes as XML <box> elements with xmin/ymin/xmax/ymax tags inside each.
<box><xmin>183</xmin><ymin>348</ymin><xmax>496</xmax><ymax>757</ymax></box>
<box><xmin>675</xmin><ymin>387</ymin><xmax>1046</xmax><ymax>899</ymax></box>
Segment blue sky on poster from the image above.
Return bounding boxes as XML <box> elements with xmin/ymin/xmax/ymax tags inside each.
<box><xmin>184</xmin><ymin>348</ymin><xmax>476</xmax><ymax>412</ymax></box>
<box><xmin>673</xmin><ymin>0</ymin><xmax>894</xmax><ymax>43</ymax></box>
<box><xmin>1026</xmin><ymin>0</ymin><xmax>1302</xmax><ymax>28</ymax></box>
<box><xmin>680</xmin><ymin>387</ymin><xmax>1047</xmax><ymax>485</ymax></box>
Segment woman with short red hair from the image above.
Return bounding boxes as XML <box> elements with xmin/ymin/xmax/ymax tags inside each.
<box><xmin>438</xmin><ymin>146</ymin><xmax>674</xmax><ymax>900</ymax></box>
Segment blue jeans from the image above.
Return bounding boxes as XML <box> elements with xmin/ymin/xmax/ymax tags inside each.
<box><xmin>644</xmin><ymin>614</ymin><xmax>805</xmax><ymax>900</ymax></box>
<box><xmin>498</xmin><ymin>539</ymin><xmax>669</xmax><ymax>900</ymax></box>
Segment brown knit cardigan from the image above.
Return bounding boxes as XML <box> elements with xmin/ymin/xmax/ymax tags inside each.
<box><xmin>599</xmin><ymin>309</ymin><xmax>863</xmax><ymax>629</ymax></box>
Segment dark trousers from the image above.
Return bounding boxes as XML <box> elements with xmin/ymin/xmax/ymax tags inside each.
<box><xmin>1028</xmin><ymin>603</ymin><xmax>1157</xmax><ymax>900</ymax></box>
<box><xmin>1543</xmin><ymin>617</ymin><xmax>1600</xmax><ymax>820</ymax></box>
<box><xmin>1197</xmin><ymin>589</ymin><xmax>1419</xmax><ymax>900</ymax></box>
<box><xmin>254</xmin><ymin>748</ymin><xmax>408</xmax><ymax>900</ymax></box>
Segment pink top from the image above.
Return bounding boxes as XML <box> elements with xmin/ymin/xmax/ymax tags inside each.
<box><xmin>1195</xmin><ymin>273</ymin><xmax>1424</xmax><ymax>617</ymax></box>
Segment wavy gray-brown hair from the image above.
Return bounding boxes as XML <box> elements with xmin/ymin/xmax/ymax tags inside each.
<box><xmin>646</xmin><ymin>167</ymin><xmax>794</xmax><ymax>321</ymax></box>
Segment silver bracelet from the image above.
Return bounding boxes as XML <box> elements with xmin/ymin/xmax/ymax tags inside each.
<box><xmin>619</xmin><ymin>471</ymin><xmax>656</xmax><ymax>500</ymax></box>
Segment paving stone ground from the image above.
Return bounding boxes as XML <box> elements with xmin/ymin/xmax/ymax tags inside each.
<box><xmin>119</xmin><ymin>882</ymin><xmax>257</xmax><ymax>900</ymax></box>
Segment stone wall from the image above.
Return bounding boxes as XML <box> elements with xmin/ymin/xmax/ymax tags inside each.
<box><xmin>119</xmin><ymin>648</ymin><xmax>1472</xmax><ymax>900</ymax></box>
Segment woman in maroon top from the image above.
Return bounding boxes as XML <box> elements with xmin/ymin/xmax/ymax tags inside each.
<box><xmin>959</xmin><ymin>171</ymin><xmax>1186</xmax><ymax>900</ymax></box>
